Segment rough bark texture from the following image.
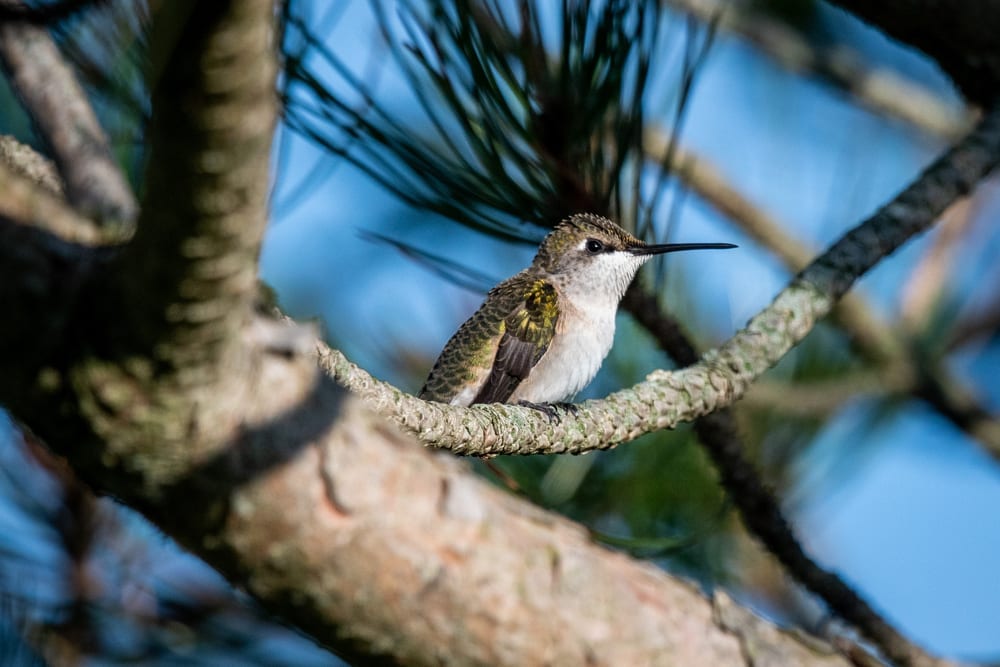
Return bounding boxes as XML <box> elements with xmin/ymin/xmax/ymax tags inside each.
<box><xmin>192</xmin><ymin>369</ymin><xmax>851</xmax><ymax>666</ymax></box>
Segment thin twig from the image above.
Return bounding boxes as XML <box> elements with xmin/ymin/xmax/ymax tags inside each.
<box><xmin>742</xmin><ymin>372</ymin><xmax>905</xmax><ymax>416</ymax></box>
<box><xmin>947</xmin><ymin>298</ymin><xmax>1000</xmax><ymax>351</ymax></box>
<box><xmin>899</xmin><ymin>199</ymin><xmax>974</xmax><ymax>332</ymax></box>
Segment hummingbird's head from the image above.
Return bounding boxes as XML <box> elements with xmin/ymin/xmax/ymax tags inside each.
<box><xmin>533</xmin><ymin>213</ymin><xmax>736</xmax><ymax>301</ymax></box>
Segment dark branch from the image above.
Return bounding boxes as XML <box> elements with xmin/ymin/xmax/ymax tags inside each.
<box><xmin>622</xmin><ymin>285</ymin><xmax>941</xmax><ymax>667</ymax></box>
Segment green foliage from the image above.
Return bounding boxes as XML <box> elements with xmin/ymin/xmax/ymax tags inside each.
<box><xmin>283</xmin><ymin>0</ymin><xmax>680</xmax><ymax>238</ymax></box>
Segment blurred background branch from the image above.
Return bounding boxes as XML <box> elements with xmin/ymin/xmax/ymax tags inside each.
<box><xmin>663</xmin><ymin>0</ymin><xmax>973</xmax><ymax>139</ymax></box>
<box><xmin>0</xmin><ymin>3</ymin><xmax>137</xmax><ymax>228</ymax></box>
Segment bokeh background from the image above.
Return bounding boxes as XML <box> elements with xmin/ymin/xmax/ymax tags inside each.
<box><xmin>1</xmin><ymin>0</ymin><xmax>998</xmax><ymax>664</ymax></box>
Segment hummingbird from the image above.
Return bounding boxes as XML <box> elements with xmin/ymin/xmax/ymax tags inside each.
<box><xmin>419</xmin><ymin>213</ymin><xmax>736</xmax><ymax>408</ymax></box>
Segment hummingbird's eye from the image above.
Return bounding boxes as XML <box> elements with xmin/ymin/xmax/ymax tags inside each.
<box><xmin>584</xmin><ymin>238</ymin><xmax>605</xmax><ymax>255</ymax></box>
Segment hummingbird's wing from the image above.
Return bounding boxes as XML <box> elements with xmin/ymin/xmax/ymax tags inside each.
<box><xmin>419</xmin><ymin>273</ymin><xmax>558</xmax><ymax>406</ymax></box>
<box><xmin>472</xmin><ymin>278</ymin><xmax>558</xmax><ymax>404</ymax></box>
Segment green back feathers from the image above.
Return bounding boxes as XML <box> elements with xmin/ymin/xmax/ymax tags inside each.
<box><xmin>471</xmin><ymin>278</ymin><xmax>557</xmax><ymax>403</ymax></box>
<box><xmin>419</xmin><ymin>272</ymin><xmax>559</xmax><ymax>404</ymax></box>
<box><xmin>509</xmin><ymin>279</ymin><xmax>558</xmax><ymax>344</ymax></box>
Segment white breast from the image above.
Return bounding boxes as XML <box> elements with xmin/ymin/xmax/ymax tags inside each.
<box><xmin>509</xmin><ymin>294</ymin><xmax>617</xmax><ymax>404</ymax></box>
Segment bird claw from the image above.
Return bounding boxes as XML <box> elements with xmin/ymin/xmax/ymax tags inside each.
<box><xmin>517</xmin><ymin>400</ymin><xmax>578</xmax><ymax>422</ymax></box>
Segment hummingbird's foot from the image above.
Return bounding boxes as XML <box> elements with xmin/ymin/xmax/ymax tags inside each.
<box><xmin>517</xmin><ymin>400</ymin><xmax>560</xmax><ymax>422</ymax></box>
<box><xmin>553</xmin><ymin>402</ymin><xmax>579</xmax><ymax>416</ymax></box>
<box><xmin>517</xmin><ymin>401</ymin><xmax>577</xmax><ymax>422</ymax></box>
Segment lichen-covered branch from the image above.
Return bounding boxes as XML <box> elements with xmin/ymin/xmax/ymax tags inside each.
<box><xmin>327</xmin><ymin>103</ymin><xmax>1000</xmax><ymax>458</ymax></box>
<box><xmin>316</xmin><ymin>98</ymin><xmax>1000</xmax><ymax>667</ymax></box>
<box><xmin>646</xmin><ymin>132</ymin><xmax>1000</xmax><ymax>460</ymax></box>
<box><xmin>330</xmin><ymin>105</ymin><xmax>1000</xmax><ymax>662</ymax></box>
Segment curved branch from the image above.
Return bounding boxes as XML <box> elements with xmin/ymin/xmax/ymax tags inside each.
<box><xmin>318</xmin><ymin>99</ymin><xmax>1000</xmax><ymax>667</ymax></box>
<box><xmin>329</xmin><ymin>103</ymin><xmax>1000</xmax><ymax>459</ymax></box>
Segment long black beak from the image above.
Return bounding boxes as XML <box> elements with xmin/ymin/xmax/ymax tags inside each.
<box><xmin>628</xmin><ymin>242</ymin><xmax>737</xmax><ymax>256</ymax></box>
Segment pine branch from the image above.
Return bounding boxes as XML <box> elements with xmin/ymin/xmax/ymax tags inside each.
<box><xmin>328</xmin><ymin>103</ymin><xmax>1000</xmax><ymax>462</ymax></box>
